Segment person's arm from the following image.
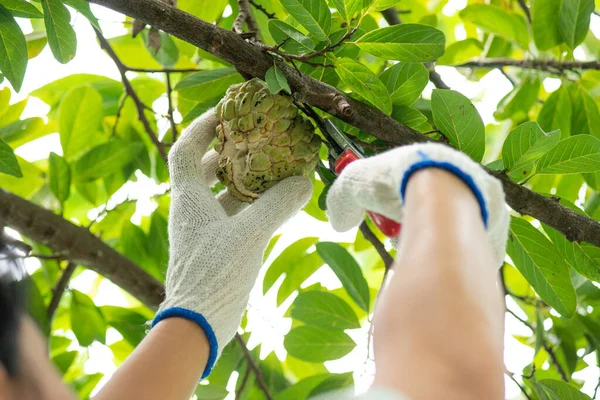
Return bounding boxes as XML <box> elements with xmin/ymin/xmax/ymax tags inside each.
<box><xmin>93</xmin><ymin>318</ymin><xmax>209</xmax><ymax>400</ymax></box>
<box><xmin>372</xmin><ymin>169</ymin><xmax>505</xmax><ymax>400</ymax></box>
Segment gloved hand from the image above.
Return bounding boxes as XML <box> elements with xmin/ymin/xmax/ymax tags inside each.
<box><xmin>152</xmin><ymin>109</ymin><xmax>312</xmax><ymax>378</ymax></box>
<box><xmin>326</xmin><ymin>143</ymin><xmax>509</xmax><ymax>268</ymax></box>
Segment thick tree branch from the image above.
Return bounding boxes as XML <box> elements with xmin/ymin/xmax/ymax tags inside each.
<box><xmin>88</xmin><ymin>0</ymin><xmax>600</xmax><ymax>248</ymax></box>
<box><xmin>457</xmin><ymin>58</ymin><xmax>600</xmax><ymax>73</ymax></box>
<box><xmin>47</xmin><ymin>262</ymin><xmax>77</xmax><ymax>321</ymax></box>
<box><xmin>93</xmin><ymin>27</ymin><xmax>169</xmax><ymax>162</ymax></box>
<box><xmin>0</xmin><ymin>189</ymin><xmax>164</xmax><ymax>308</ymax></box>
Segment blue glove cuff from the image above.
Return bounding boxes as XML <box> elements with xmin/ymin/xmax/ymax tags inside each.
<box><xmin>152</xmin><ymin>307</ymin><xmax>218</xmax><ymax>379</ymax></box>
<box><xmin>399</xmin><ymin>152</ymin><xmax>489</xmax><ymax>228</ymax></box>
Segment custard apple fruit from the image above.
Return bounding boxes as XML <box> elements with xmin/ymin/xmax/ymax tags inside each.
<box><xmin>214</xmin><ymin>78</ymin><xmax>322</xmax><ymax>202</ymax></box>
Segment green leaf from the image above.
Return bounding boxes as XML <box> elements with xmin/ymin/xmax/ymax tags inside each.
<box><xmin>73</xmin><ymin>372</ymin><xmax>103</xmax><ymax>399</ymax></box>
<box><xmin>0</xmin><ymin>138</ymin><xmax>21</xmax><ymax>177</ymax></box>
<box><xmin>48</xmin><ymin>152</ymin><xmax>70</xmax><ymax>203</ymax></box>
<box><xmin>274</xmin><ymin>374</ymin><xmax>330</xmax><ymax>400</ymax></box>
<box><xmin>538</xmin><ymin>379</ymin><xmax>592</xmax><ymax>399</ymax></box>
<box><xmin>559</xmin><ymin>0</ymin><xmax>595</xmax><ymax>50</ymax></box>
<box><xmin>506</xmin><ymin>217</ymin><xmax>576</xmax><ymax>317</ymax></box>
<box><xmin>58</xmin><ymin>85</ymin><xmax>104</xmax><ymax>160</ymax></box>
<box><xmin>538</xmin><ymin>86</ymin><xmax>572</xmax><ymax>138</ymax></box>
<box><xmin>268</xmin><ymin>20</ymin><xmax>315</xmax><ymax>54</ymax></box>
<box><xmin>120</xmin><ymin>222</ymin><xmax>161</xmax><ymax>278</ymax></box>
<box><xmin>70</xmin><ymin>289</ymin><xmax>107</xmax><ymax>346</ymax></box>
<box><xmin>0</xmin><ymin>0</ymin><xmax>43</xmax><ymax>18</ymax></box>
<box><xmin>194</xmin><ymin>385</ymin><xmax>229</xmax><ymax>400</ymax></box>
<box><xmin>379</xmin><ymin>62</ymin><xmax>428</xmax><ymax>106</ymax></box>
<box><xmin>330</xmin><ymin>0</ymin><xmax>372</xmax><ymax>22</ymax></box>
<box><xmin>316</xmin><ymin>242</ymin><xmax>370</xmax><ymax>311</ymax></box>
<box><xmin>263</xmin><ymin>234</ymin><xmax>281</xmax><ymax>262</ymax></box>
<box><xmin>279</xmin><ymin>0</ymin><xmax>331</xmax><ymax>42</ymax></box>
<box><xmin>144</xmin><ymin>30</ymin><xmax>179</xmax><ymax>67</ymax></box>
<box><xmin>354</xmin><ymin>24</ymin><xmax>445</xmax><ymax>62</ymax></box>
<box><xmin>459</xmin><ymin>4</ymin><xmax>529</xmax><ymax>49</ymax></box>
<box><xmin>100</xmin><ymin>306</ymin><xmax>148</xmax><ymax>346</ymax></box>
<box><xmin>74</xmin><ymin>141</ymin><xmax>144</xmax><ymax>182</ymax></box>
<box><xmin>27</xmin><ymin>278</ymin><xmax>50</xmax><ymax>334</ymax></box>
<box><xmin>61</xmin><ymin>0</ymin><xmax>101</xmax><ymax>31</ymax></box>
<box><xmin>42</xmin><ymin>0</ymin><xmax>77</xmax><ymax>63</ymax></box>
<box><xmin>284</xmin><ymin>326</ymin><xmax>355</xmax><ymax>362</ymax></box>
<box><xmin>536</xmin><ymin>135</ymin><xmax>600</xmax><ymax>174</ymax></box>
<box><xmin>368</xmin><ymin>0</ymin><xmax>401</xmax><ymax>11</ymax></box>
<box><xmin>31</xmin><ymin>74</ymin><xmax>121</xmax><ymax>110</ymax></box>
<box><xmin>263</xmin><ymin>237</ymin><xmax>319</xmax><ymax>294</ymax></box>
<box><xmin>309</xmin><ymin>372</ymin><xmax>354</xmax><ymax>397</ymax></box>
<box><xmin>175</xmin><ymin>68</ymin><xmax>243</xmax><ymax>101</ymax></box>
<box><xmin>291</xmin><ymin>291</ymin><xmax>361</xmax><ymax>329</ymax></box>
<box><xmin>391</xmin><ymin>105</ymin><xmax>429</xmax><ymax>131</ymax></box>
<box><xmin>303</xmin><ymin>177</ymin><xmax>327</xmax><ymax>221</ymax></box>
<box><xmin>277</xmin><ymin>252</ymin><xmax>324</xmax><ymax>306</ymax></box>
<box><xmin>26</xmin><ymin>31</ymin><xmax>47</xmax><ymax>59</ymax></box>
<box><xmin>534</xmin><ymin>308</ymin><xmax>544</xmax><ymax>356</ymax></box>
<box><xmin>495</xmin><ymin>75</ymin><xmax>541</xmax><ymax>122</ymax></box>
<box><xmin>544</xmin><ymin>225</ymin><xmax>600</xmax><ymax>282</ymax></box>
<box><xmin>431</xmin><ymin>89</ymin><xmax>485</xmax><ymax>162</ymax></box>
<box><xmin>570</xmin><ymin>86</ymin><xmax>600</xmax><ymax>138</ymax></box>
<box><xmin>0</xmin><ymin>6</ymin><xmax>27</xmax><ymax>91</ymax></box>
<box><xmin>501</xmin><ymin>122</ymin><xmax>560</xmax><ymax>180</ymax></box>
<box><xmin>531</xmin><ymin>0</ymin><xmax>563</xmax><ymax>50</ymax></box>
<box><xmin>265</xmin><ymin>64</ymin><xmax>291</xmax><ymax>95</ymax></box>
<box><xmin>0</xmin><ymin>156</ymin><xmax>43</xmax><ymax>197</ymax></box>
<box><xmin>52</xmin><ymin>351</ymin><xmax>77</xmax><ymax>375</ymax></box>
<box><xmin>148</xmin><ymin>212</ymin><xmax>169</xmax><ymax>269</ymax></box>
<box><xmin>437</xmin><ymin>38</ymin><xmax>483</xmax><ymax>66</ymax></box>
<box><xmin>335</xmin><ymin>58</ymin><xmax>391</xmax><ymax>114</ymax></box>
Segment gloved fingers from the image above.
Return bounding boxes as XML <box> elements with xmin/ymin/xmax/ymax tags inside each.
<box><xmin>326</xmin><ymin>160</ymin><xmax>404</xmax><ymax>232</ymax></box>
<box><xmin>201</xmin><ymin>150</ymin><xmax>220</xmax><ymax>185</ymax></box>
<box><xmin>235</xmin><ymin>176</ymin><xmax>312</xmax><ymax>239</ymax></box>
<box><xmin>169</xmin><ymin>182</ymin><xmax>228</xmax><ymax>228</ymax></box>
<box><xmin>216</xmin><ymin>191</ymin><xmax>249</xmax><ymax>216</ymax></box>
<box><xmin>169</xmin><ymin>109</ymin><xmax>219</xmax><ymax>185</ymax></box>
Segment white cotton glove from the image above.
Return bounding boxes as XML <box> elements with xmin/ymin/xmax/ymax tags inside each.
<box><xmin>326</xmin><ymin>143</ymin><xmax>509</xmax><ymax>268</ymax></box>
<box><xmin>152</xmin><ymin>109</ymin><xmax>312</xmax><ymax>378</ymax></box>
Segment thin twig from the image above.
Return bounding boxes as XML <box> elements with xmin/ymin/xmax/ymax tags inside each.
<box><xmin>517</xmin><ymin>0</ymin><xmax>531</xmax><ymax>23</ymax></box>
<box><xmin>112</xmin><ymin>94</ymin><xmax>129</xmax><ymax>136</ymax></box>
<box><xmin>126</xmin><ymin>67</ymin><xmax>202</xmax><ymax>73</ymax></box>
<box><xmin>257</xmin><ymin>27</ymin><xmax>358</xmax><ymax>65</ymax></box>
<box><xmin>506</xmin><ymin>308</ymin><xmax>569</xmax><ymax>382</ymax></box>
<box><xmin>505</xmin><ymin>369</ymin><xmax>533</xmax><ymax>400</ymax></box>
<box><xmin>594</xmin><ymin>377</ymin><xmax>600</xmax><ymax>399</ymax></box>
<box><xmin>93</xmin><ymin>27</ymin><xmax>168</xmax><ymax>162</ymax></box>
<box><xmin>26</xmin><ymin>253</ymin><xmax>66</xmax><ymax>260</ymax></box>
<box><xmin>165</xmin><ymin>73</ymin><xmax>179</xmax><ymax>141</ymax></box>
<box><xmin>456</xmin><ymin>58</ymin><xmax>600</xmax><ymax>73</ymax></box>
<box><xmin>235</xmin><ymin>366</ymin><xmax>252</xmax><ymax>399</ymax></box>
<box><xmin>358</xmin><ymin>221</ymin><xmax>394</xmax><ymax>271</ymax></box>
<box><xmin>235</xmin><ymin>334</ymin><xmax>273</xmax><ymax>400</ymax></box>
<box><xmin>47</xmin><ymin>262</ymin><xmax>77</xmax><ymax>322</ymax></box>
<box><xmin>428</xmin><ymin>68</ymin><xmax>450</xmax><ymax>89</ymax></box>
<box><xmin>234</xmin><ymin>0</ymin><xmax>261</xmax><ymax>42</ymax></box>
<box><xmin>249</xmin><ymin>0</ymin><xmax>275</xmax><ymax>19</ymax></box>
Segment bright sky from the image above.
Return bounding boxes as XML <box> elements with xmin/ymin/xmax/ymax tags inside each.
<box><xmin>3</xmin><ymin>1</ymin><xmax>600</xmax><ymax>399</ymax></box>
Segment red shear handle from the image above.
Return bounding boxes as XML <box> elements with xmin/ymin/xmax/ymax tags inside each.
<box><xmin>333</xmin><ymin>149</ymin><xmax>401</xmax><ymax>238</ymax></box>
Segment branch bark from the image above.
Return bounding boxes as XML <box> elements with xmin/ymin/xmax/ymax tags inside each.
<box><xmin>0</xmin><ymin>189</ymin><xmax>165</xmax><ymax>308</ymax></box>
<box><xmin>88</xmin><ymin>0</ymin><xmax>600</xmax><ymax>248</ymax></box>
<box><xmin>359</xmin><ymin>222</ymin><xmax>394</xmax><ymax>271</ymax></box>
<box><xmin>235</xmin><ymin>334</ymin><xmax>273</xmax><ymax>400</ymax></box>
<box><xmin>456</xmin><ymin>58</ymin><xmax>600</xmax><ymax>73</ymax></box>
<box><xmin>47</xmin><ymin>262</ymin><xmax>77</xmax><ymax>321</ymax></box>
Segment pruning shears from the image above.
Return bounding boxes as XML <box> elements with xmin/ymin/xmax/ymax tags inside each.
<box><xmin>303</xmin><ymin>106</ymin><xmax>401</xmax><ymax>238</ymax></box>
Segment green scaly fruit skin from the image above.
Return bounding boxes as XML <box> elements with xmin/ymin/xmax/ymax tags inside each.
<box><xmin>214</xmin><ymin>78</ymin><xmax>322</xmax><ymax>202</ymax></box>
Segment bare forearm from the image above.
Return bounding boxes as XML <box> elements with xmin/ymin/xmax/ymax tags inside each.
<box><xmin>373</xmin><ymin>169</ymin><xmax>504</xmax><ymax>399</ymax></box>
<box><xmin>94</xmin><ymin>318</ymin><xmax>210</xmax><ymax>400</ymax></box>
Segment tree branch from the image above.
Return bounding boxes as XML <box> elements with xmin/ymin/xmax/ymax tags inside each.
<box><xmin>428</xmin><ymin>68</ymin><xmax>450</xmax><ymax>89</ymax></box>
<box><xmin>235</xmin><ymin>334</ymin><xmax>273</xmax><ymax>400</ymax></box>
<box><xmin>235</xmin><ymin>365</ymin><xmax>251</xmax><ymax>399</ymax></box>
<box><xmin>93</xmin><ymin>27</ymin><xmax>169</xmax><ymax>162</ymax></box>
<box><xmin>517</xmin><ymin>0</ymin><xmax>531</xmax><ymax>23</ymax></box>
<box><xmin>234</xmin><ymin>0</ymin><xmax>260</xmax><ymax>42</ymax></box>
<box><xmin>126</xmin><ymin>66</ymin><xmax>202</xmax><ymax>73</ymax></box>
<box><xmin>0</xmin><ymin>189</ymin><xmax>164</xmax><ymax>308</ymax></box>
<box><xmin>358</xmin><ymin>221</ymin><xmax>394</xmax><ymax>271</ymax></box>
<box><xmin>249</xmin><ymin>0</ymin><xmax>275</xmax><ymax>19</ymax></box>
<box><xmin>456</xmin><ymin>58</ymin><xmax>600</xmax><ymax>73</ymax></box>
<box><xmin>165</xmin><ymin>72</ymin><xmax>179</xmax><ymax>141</ymax></box>
<box><xmin>88</xmin><ymin>0</ymin><xmax>600</xmax><ymax>248</ymax></box>
<box><xmin>47</xmin><ymin>262</ymin><xmax>77</xmax><ymax>322</ymax></box>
